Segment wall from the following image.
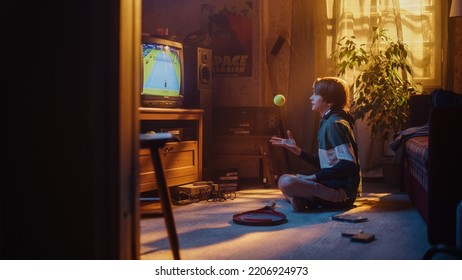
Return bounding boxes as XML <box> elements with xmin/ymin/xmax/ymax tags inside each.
<box><xmin>142</xmin><ymin>0</ymin><xmax>263</xmax><ymax>106</ymax></box>
<box><xmin>142</xmin><ymin>1</ymin><xmax>295</xmax><ymax>181</ymax></box>
<box><xmin>263</xmin><ymin>1</ymin><xmax>292</xmax><ymax>105</ymax></box>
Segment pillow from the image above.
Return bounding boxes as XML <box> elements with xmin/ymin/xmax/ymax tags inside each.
<box><xmin>431</xmin><ymin>89</ymin><xmax>462</xmax><ymax>107</ymax></box>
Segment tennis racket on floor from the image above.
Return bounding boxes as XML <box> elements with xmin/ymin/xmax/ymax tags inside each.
<box><xmin>232</xmin><ymin>201</ymin><xmax>288</xmax><ymax>226</ymax></box>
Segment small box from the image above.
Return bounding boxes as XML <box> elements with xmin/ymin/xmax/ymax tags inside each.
<box><xmin>332</xmin><ymin>214</ymin><xmax>368</xmax><ymax>223</ymax></box>
<box><xmin>176</xmin><ymin>182</ymin><xmax>218</xmax><ymax>195</ymax></box>
<box><xmin>350</xmin><ymin>233</ymin><xmax>375</xmax><ymax>243</ymax></box>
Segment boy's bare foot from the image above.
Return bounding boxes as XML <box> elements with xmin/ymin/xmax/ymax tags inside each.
<box><xmin>290</xmin><ymin>197</ymin><xmax>308</xmax><ymax>212</ymax></box>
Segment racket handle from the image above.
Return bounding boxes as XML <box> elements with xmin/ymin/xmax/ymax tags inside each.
<box><xmin>266</xmin><ymin>200</ymin><xmax>276</xmax><ymax>209</ymax></box>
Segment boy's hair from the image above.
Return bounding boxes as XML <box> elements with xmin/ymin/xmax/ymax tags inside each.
<box><xmin>313</xmin><ymin>77</ymin><xmax>350</xmax><ymax>110</ymax></box>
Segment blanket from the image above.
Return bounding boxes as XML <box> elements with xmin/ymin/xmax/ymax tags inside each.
<box><xmin>389</xmin><ymin>124</ymin><xmax>430</xmax><ymax>164</ymax></box>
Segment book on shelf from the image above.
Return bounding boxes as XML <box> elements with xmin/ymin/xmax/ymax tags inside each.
<box><xmin>218</xmin><ymin>175</ymin><xmax>239</xmax><ymax>181</ymax></box>
<box><xmin>216</xmin><ymin>181</ymin><xmax>238</xmax><ymax>187</ymax></box>
<box><xmin>217</xmin><ymin>181</ymin><xmax>238</xmax><ymax>191</ymax></box>
<box><xmin>215</xmin><ymin>168</ymin><xmax>239</xmax><ymax>191</ymax></box>
<box><xmin>220</xmin><ymin>186</ymin><xmax>238</xmax><ymax>192</ymax></box>
<box><xmin>215</xmin><ymin>168</ymin><xmax>239</xmax><ymax>177</ymax></box>
<box><xmin>233</xmin><ymin>130</ymin><xmax>250</xmax><ymax>135</ymax></box>
<box><xmin>224</xmin><ymin>170</ymin><xmax>239</xmax><ymax>176</ymax></box>
<box><xmin>214</xmin><ymin>168</ymin><xmax>239</xmax><ymax>191</ymax></box>
<box><xmin>215</xmin><ymin>169</ymin><xmax>239</xmax><ymax>179</ymax></box>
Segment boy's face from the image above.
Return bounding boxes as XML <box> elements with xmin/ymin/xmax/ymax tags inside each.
<box><xmin>310</xmin><ymin>92</ymin><xmax>331</xmax><ymax>115</ymax></box>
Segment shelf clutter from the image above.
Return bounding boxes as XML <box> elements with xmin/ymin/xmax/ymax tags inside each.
<box><xmin>171</xmin><ymin>179</ymin><xmax>237</xmax><ymax>205</ymax></box>
<box><xmin>211</xmin><ymin>106</ymin><xmax>282</xmax><ymax>188</ymax></box>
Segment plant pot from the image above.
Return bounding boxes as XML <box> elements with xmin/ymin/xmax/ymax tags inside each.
<box><xmin>380</xmin><ymin>156</ymin><xmax>401</xmax><ymax>189</ymax></box>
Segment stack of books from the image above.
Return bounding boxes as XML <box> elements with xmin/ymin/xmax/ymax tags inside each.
<box><xmin>214</xmin><ymin>168</ymin><xmax>239</xmax><ymax>192</ymax></box>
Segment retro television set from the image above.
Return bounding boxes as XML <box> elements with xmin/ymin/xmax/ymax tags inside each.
<box><xmin>140</xmin><ymin>35</ymin><xmax>184</xmax><ymax>108</ymax></box>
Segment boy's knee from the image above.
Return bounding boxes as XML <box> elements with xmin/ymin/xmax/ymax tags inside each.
<box><xmin>277</xmin><ymin>174</ymin><xmax>295</xmax><ymax>191</ymax></box>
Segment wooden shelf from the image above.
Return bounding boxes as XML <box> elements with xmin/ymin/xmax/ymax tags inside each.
<box><xmin>212</xmin><ymin>134</ymin><xmax>278</xmax><ymax>188</ymax></box>
<box><xmin>138</xmin><ymin>107</ymin><xmax>204</xmax><ymax>192</ymax></box>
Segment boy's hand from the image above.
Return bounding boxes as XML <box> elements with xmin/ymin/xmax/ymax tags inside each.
<box><xmin>269</xmin><ymin>130</ymin><xmax>301</xmax><ymax>155</ymax></box>
<box><xmin>296</xmin><ymin>174</ymin><xmax>316</xmax><ymax>181</ymax></box>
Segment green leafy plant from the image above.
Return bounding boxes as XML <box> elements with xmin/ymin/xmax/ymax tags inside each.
<box><xmin>332</xmin><ymin>26</ymin><xmax>423</xmax><ymax>145</ymax></box>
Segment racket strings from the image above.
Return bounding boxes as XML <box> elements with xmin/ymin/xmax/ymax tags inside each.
<box><xmin>233</xmin><ymin>207</ymin><xmax>288</xmax><ymax>226</ymax></box>
<box><xmin>238</xmin><ymin>212</ymin><xmax>281</xmax><ymax>220</ymax></box>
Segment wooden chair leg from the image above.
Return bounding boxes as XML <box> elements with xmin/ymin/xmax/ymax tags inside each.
<box><xmin>149</xmin><ymin>148</ymin><xmax>181</xmax><ymax>260</ymax></box>
<box><xmin>140</xmin><ymin>133</ymin><xmax>181</xmax><ymax>260</ymax></box>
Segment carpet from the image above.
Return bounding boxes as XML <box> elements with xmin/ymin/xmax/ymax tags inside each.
<box><xmin>140</xmin><ymin>187</ymin><xmax>431</xmax><ymax>260</ymax></box>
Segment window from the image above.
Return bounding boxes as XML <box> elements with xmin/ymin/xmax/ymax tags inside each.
<box><xmin>327</xmin><ymin>0</ymin><xmax>444</xmax><ymax>89</ymax></box>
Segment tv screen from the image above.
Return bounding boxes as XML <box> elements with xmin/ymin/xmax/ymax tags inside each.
<box><xmin>141</xmin><ymin>36</ymin><xmax>184</xmax><ymax>108</ymax></box>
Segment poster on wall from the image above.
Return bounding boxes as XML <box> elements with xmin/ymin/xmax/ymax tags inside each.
<box><xmin>201</xmin><ymin>1</ymin><xmax>252</xmax><ymax>77</ymax></box>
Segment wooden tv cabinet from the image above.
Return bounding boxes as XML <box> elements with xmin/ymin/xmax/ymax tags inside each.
<box><xmin>138</xmin><ymin>107</ymin><xmax>203</xmax><ymax>193</ymax></box>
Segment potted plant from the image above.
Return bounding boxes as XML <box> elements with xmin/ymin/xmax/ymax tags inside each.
<box><xmin>331</xmin><ymin>26</ymin><xmax>423</xmax><ymax>186</ymax></box>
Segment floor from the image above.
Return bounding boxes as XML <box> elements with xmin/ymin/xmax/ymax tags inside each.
<box><xmin>139</xmin><ymin>176</ymin><xmax>433</xmax><ymax>260</ymax></box>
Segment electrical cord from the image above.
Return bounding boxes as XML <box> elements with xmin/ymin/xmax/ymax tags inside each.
<box><xmin>171</xmin><ymin>188</ymin><xmax>236</xmax><ymax>205</ymax></box>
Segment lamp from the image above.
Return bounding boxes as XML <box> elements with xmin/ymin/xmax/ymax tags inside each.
<box><xmin>450</xmin><ymin>0</ymin><xmax>462</xmax><ymax>17</ymax></box>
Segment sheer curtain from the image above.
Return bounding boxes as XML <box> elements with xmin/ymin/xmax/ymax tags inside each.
<box><xmin>329</xmin><ymin>0</ymin><xmax>443</xmax><ymax>89</ymax></box>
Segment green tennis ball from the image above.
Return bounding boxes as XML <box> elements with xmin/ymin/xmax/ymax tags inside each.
<box><xmin>273</xmin><ymin>94</ymin><xmax>286</xmax><ymax>106</ymax></box>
